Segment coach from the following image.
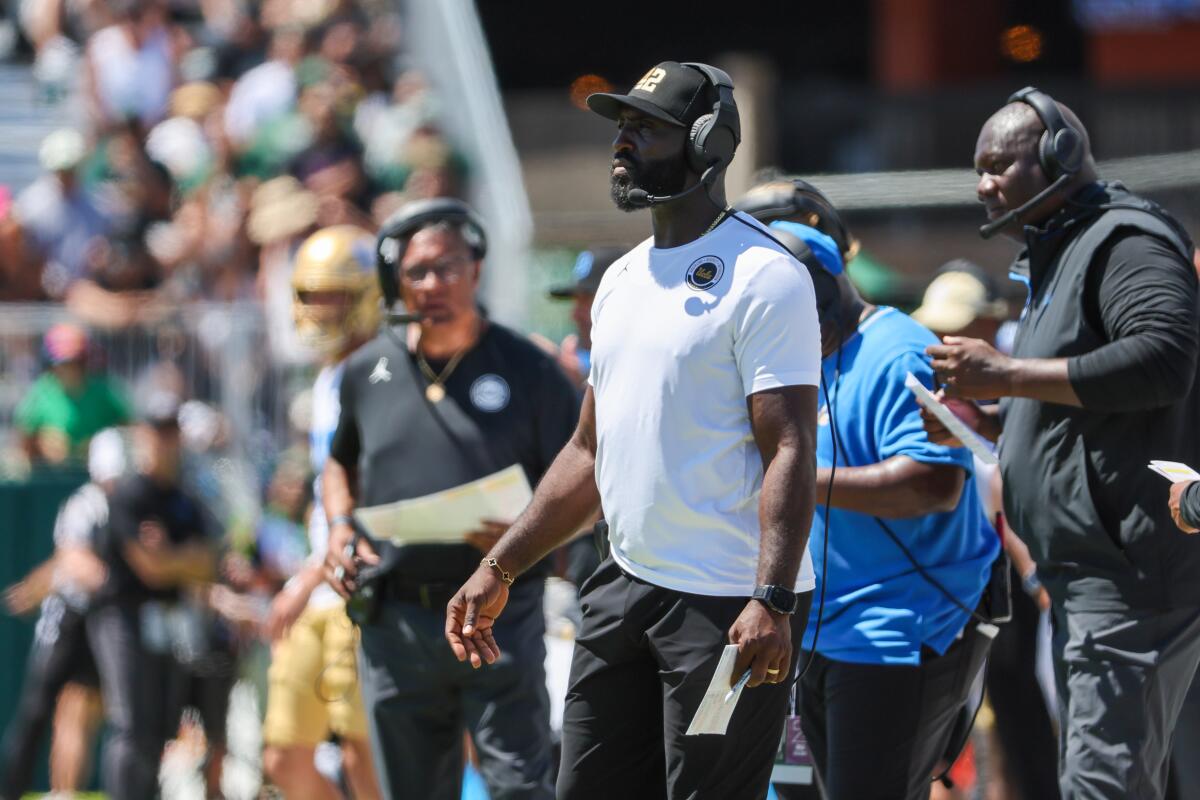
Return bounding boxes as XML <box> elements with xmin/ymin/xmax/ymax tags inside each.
<box><xmin>445</xmin><ymin>60</ymin><xmax>821</xmax><ymax>799</ymax></box>
<box><xmin>322</xmin><ymin>199</ymin><xmax>578</xmax><ymax>799</ymax></box>
<box><xmin>737</xmin><ymin>187</ymin><xmax>998</xmax><ymax>800</ymax></box>
<box><xmin>929</xmin><ymin>88</ymin><xmax>1200</xmax><ymax>799</ymax></box>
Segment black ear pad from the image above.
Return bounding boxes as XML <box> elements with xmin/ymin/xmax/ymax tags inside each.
<box><xmin>681</xmin><ymin>62</ymin><xmax>741</xmax><ymax>179</ymax></box>
<box><xmin>375</xmin><ymin>198</ymin><xmax>487</xmax><ymax>307</ymax></box>
<box><xmin>1007</xmin><ymin>86</ymin><xmax>1084</xmax><ymax>180</ymax></box>
<box><xmin>688</xmin><ymin>114</ymin><xmax>714</xmax><ymax>173</ymax></box>
<box><xmin>1044</xmin><ymin>127</ymin><xmax>1083</xmax><ymax>177</ymax></box>
<box><xmin>689</xmin><ymin>113</ymin><xmax>737</xmax><ymax>175</ymax></box>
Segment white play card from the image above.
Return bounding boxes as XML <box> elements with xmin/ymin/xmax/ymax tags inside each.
<box><xmin>1148</xmin><ymin>460</ymin><xmax>1200</xmax><ymax>484</ymax></box>
<box><xmin>905</xmin><ymin>372</ymin><xmax>999</xmax><ymax>465</ymax></box>
<box><xmin>686</xmin><ymin>645</ymin><xmax>746</xmax><ymax>736</ymax></box>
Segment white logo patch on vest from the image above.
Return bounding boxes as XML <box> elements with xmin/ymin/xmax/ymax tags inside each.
<box><xmin>368</xmin><ymin>357</ymin><xmax>392</xmax><ymax>384</ymax></box>
<box><xmin>470</xmin><ymin>374</ymin><xmax>510</xmax><ymax>412</ymax></box>
<box><xmin>685</xmin><ymin>256</ymin><xmax>725</xmax><ymax>291</ymax></box>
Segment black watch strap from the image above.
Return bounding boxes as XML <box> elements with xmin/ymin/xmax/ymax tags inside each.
<box><xmin>752</xmin><ymin>584</ymin><xmax>798</xmax><ymax>615</ymax></box>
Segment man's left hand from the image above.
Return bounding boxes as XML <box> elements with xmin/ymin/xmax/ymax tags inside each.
<box><xmin>729</xmin><ymin>600</ymin><xmax>791</xmax><ymax>689</ymax></box>
<box><xmin>1169</xmin><ymin>481</ymin><xmax>1199</xmax><ymax>533</ymax></box>
<box><xmin>927</xmin><ymin>336</ymin><xmax>1015</xmax><ymax>399</ymax></box>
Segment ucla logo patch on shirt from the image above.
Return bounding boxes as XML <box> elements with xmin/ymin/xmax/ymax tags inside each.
<box><xmin>470</xmin><ymin>374</ymin><xmax>510</xmax><ymax>412</ymax></box>
<box><xmin>685</xmin><ymin>256</ymin><xmax>724</xmax><ymax>291</ymax></box>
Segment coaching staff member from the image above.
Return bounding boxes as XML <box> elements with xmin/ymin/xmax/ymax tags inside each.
<box><xmin>323</xmin><ymin>198</ymin><xmax>578</xmax><ymax>800</ymax></box>
<box><xmin>927</xmin><ymin>88</ymin><xmax>1200</xmax><ymax>799</ymax></box>
<box><xmin>445</xmin><ymin>61</ymin><xmax>821</xmax><ymax>799</ymax></box>
<box><xmin>737</xmin><ymin>191</ymin><xmax>998</xmax><ymax>800</ymax></box>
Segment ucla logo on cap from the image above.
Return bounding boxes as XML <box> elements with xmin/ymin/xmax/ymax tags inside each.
<box><xmin>573</xmin><ymin>251</ymin><xmax>595</xmax><ymax>281</ymax></box>
<box><xmin>685</xmin><ymin>256</ymin><xmax>724</xmax><ymax>291</ymax></box>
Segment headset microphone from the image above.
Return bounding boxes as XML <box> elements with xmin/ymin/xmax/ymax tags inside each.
<box><xmin>626</xmin><ymin>165</ymin><xmax>719</xmax><ymax>208</ymax></box>
<box><xmin>387</xmin><ymin>310</ymin><xmax>423</xmax><ymax>324</ymax></box>
<box><xmin>978</xmin><ymin>173</ymin><xmax>1071</xmax><ymax>239</ymax></box>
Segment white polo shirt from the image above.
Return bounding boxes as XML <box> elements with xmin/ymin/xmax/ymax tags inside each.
<box><xmin>589</xmin><ymin>211</ymin><xmax>820</xmax><ymax>596</ymax></box>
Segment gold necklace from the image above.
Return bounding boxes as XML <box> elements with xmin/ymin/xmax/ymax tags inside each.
<box><xmin>703</xmin><ymin>207</ymin><xmax>730</xmax><ymax>236</ymax></box>
<box><xmin>416</xmin><ymin>346</ymin><xmax>470</xmax><ymax>403</ymax></box>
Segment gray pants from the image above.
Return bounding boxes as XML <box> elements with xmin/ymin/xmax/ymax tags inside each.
<box><xmin>357</xmin><ymin>581</ymin><xmax>554</xmax><ymax>800</ymax></box>
<box><xmin>88</xmin><ymin>603</ymin><xmax>185</xmax><ymax>800</ymax></box>
<box><xmin>1052</xmin><ymin>605</ymin><xmax>1200</xmax><ymax>799</ymax></box>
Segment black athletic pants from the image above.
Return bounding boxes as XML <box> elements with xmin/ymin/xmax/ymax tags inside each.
<box><xmin>557</xmin><ymin>557</ymin><xmax>811</xmax><ymax>800</ymax></box>
<box><xmin>776</xmin><ymin>623</ymin><xmax>991</xmax><ymax>800</ymax></box>
<box><xmin>358</xmin><ymin>580</ymin><xmax>555</xmax><ymax>800</ymax></box>
<box><xmin>88</xmin><ymin>602</ymin><xmax>187</xmax><ymax>800</ymax></box>
<box><xmin>0</xmin><ymin>597</ymin><xmax>97</xmax><ymax>800</ymax></box>
<box><xmin>985</xmin><ymin>566</ymin><xmax>1060</xmax><ymax>800</ymax></box>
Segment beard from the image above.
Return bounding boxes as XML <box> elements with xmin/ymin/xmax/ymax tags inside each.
<box><xmin>610</xmin><ymin>152</ymin><xmax>689</xmax><ymax>212</ymax></box>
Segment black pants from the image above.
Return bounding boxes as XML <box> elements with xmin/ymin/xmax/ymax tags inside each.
<box><xmin>0</xmin><ymin>596</ymin><xmax>98</xmax><ymax>800</ymax></box>
<box><xmin>777</xmin><ymin>624</ymin><xmax>991</xmax><ymax>800</ymax></box>
<box><xmin>557</xmin><ymin>557</ymin><xmax>811</xmax><ymax>800</ymax></box>
<box><xmin>1050</xmin><ymin>605</ymin><xmax>1200</xmax><ymax>800</ymax></box>
<box><xmin>358</xmin><ymin>580</ymin><xmax>555</xmax><ymax>800</ymax></box>
<box><xmin>88</xmin><ymin>602</ymin><xmax>187</xmax><ymax>800</ymax></box>
<box><xmin>985</xmin><ymin>567</ymin><xmax>1059</xmax><ymax>800</ymax></box>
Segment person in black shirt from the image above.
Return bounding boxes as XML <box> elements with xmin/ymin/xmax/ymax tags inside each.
<box><xmin>925</xmin><ymin>88</ymin><xmax>1200</xmax><ymax>800</ymax></box>
<box><xmin>323</xmin><ymin>198</ymin><xmax>578</xmax><ymax>800</ymax></box>
<box><xmin>89</xmin><ymin>392</ymin><xmax>217</xmax><ymax>799</ymax></box>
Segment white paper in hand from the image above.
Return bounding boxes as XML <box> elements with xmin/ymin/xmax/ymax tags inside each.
<box><xmin>685</xmin><ymin>645</ymin><xmax>746</xmax><ymax>736</ymax></box>
<box><xmin>905</xmin><ymin>372</ymin><xmax>998</xmax><ymax>465</ymax></box>
<box><xmin>1148</xmin><ymin>461</ymin><xmax>1200</xmax><ymax>484</ymax></box>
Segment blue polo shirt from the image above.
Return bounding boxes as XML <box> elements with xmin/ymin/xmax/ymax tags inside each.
<box><xmin>801</xmin><ymin>307</ymin><xmax>999</xmax><ymax>666</ymax></box>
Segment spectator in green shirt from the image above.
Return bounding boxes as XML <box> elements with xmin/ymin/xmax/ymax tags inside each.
<box><xmin>15</xmin><ymin>323</ymin><xmax>131</xmax><ymax>465</ymax></box>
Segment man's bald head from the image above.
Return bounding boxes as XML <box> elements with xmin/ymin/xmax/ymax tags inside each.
<box><xmin>982</xmin><ymin>99</ymin><xmax>1096</xmax><ymax>180</ymax></box>
<box><xmin>973</xmin><ymin>94</ymin><xmax>1098</xmax><ymax>240</ymax></box>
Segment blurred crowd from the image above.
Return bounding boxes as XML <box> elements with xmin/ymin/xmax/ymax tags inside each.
<box><xmin>0</xmin><ymin>0</ymin><xmax>464</xmax><ymax>336</ymax></box>
<box><xmin>0</xmin><ymin>0</ymin><xmax>477</xmax><ymax>794</ymax></box>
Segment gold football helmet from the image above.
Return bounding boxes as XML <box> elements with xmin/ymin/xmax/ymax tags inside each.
<box><xmin>291</xmin><ymin>225</ymin><xmax>381</xmax><ymax>358</ymax></box>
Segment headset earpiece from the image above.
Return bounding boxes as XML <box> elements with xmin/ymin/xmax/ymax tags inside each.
<box><xmin>680</xmin><ymin>62</ymin><xmax>740</xmax><ymax>177</ymax></box>
<box><xmin>1007</xmin><ymin>86</ymin><xmax>1084</xmax><ymax>180</ymax></box>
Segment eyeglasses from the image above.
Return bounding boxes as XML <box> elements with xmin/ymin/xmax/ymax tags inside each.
<box><xmin>400</xmin><ymin>256</ymin><xmax>472</xmax><ymax>287</ymax></box>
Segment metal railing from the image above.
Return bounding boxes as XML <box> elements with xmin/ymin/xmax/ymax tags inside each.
<box><xmin>0</xmin><ymin>302</ymin><xmax>309</xmax><ymax>466</ymax></box>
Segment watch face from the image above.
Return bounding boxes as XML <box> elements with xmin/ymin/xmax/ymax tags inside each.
<box><xmin>769</xmin><ymin>586</ymin><xmax>798</xmax><ymax>614</ymax></box>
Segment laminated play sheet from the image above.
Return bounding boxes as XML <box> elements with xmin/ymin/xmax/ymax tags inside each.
<box><xmin>685</xmin><ymin>645</ymin><xmax>750</xmax><ymax>736</ymax></box>
<box><xmin>356</xmin><ymin>464</ymin><xmax>532</xmax><ymax>544</ymax></box>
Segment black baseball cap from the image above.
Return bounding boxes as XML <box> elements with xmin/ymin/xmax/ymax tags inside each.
<box><xmin>549</xmin><ymin>248</ymin><xmax>624</xmax><ymax>298</ymax></box>
<box><xmin>587</xmin><ymin>62</ymin><xmax>715</xmax><ymax>128</ymax></box>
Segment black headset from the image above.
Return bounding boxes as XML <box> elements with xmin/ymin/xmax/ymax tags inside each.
<box><xmin>1007</xmin><ymin>86</ymin><xmax>1084</xmax><ymax>180</ymax></box>
<box><xmin>680</xmin><ymin>62</ymin><xmax>741</xmax><ymax>177</ymax></box>
<box><xmin>374</xmin><ymin>197</ymin><xmax>487</xmax><ymax>308</ymax></box>
<box><xmin>733</xmin><ymin>178</ymin><xmax>856</xmax><ymax>262</ymax></box>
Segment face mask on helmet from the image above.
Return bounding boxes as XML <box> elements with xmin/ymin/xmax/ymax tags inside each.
<box><xmin>291</xmin><ymin>225</ymin><xmax>382</xmax><ymax>358</ymax></box>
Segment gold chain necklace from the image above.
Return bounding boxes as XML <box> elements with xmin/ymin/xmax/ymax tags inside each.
<box><xmin>416</xmin><ymin>346</ymin><xmax>470</xmax><ymax>403</ymax></box>
<box><xmin>703</xmin><ymin>207</ymin><xmax>730</xmax><ymax>236</ymax></box>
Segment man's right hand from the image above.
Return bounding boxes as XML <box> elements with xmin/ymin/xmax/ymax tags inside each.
<box><xmin>919</xmin><ymin>389</ymin><xmax>996</xmax><ymax>447</ymax></box>
<box><xmin>1170</xmin><ymin>481</ymin><xmax>1199</xmax><ymax>534</ymax></box>
<box><xmin>324</xmin><ymin>519</ymin><xmax>380</xmax><ymax>599</ymax></box>
<box><xmin>445</xmin><ymin>565</ymin><xmax>510</xmax><ymax>669</ymax></box>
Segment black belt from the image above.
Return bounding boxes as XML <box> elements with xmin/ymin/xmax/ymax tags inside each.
<box><xmin>382</xmin><ymin>580</ymin><xmax>461</xmax><ymax>610</ymax></box>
